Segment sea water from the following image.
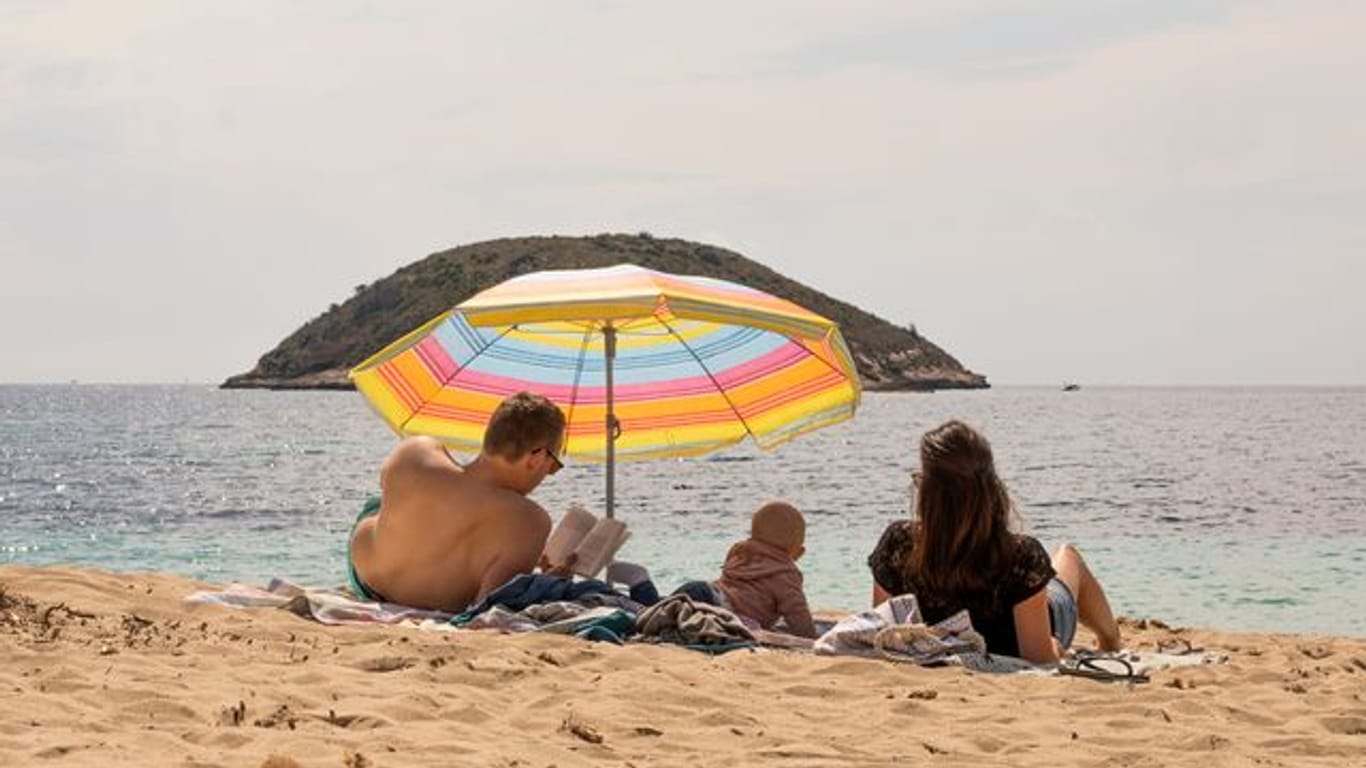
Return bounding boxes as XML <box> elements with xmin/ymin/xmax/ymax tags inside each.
<box><xmin>2</xmin><ymin>385</ymin><xmax>1363</xmax><ymax>636</ymax></box>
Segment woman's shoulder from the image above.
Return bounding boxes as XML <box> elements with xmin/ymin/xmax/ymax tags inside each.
<box><xmin>884</xmin><ymin>517</ymin><xmax>915</xmax><ymax>536</ymax></box>
<box><xmin>867</xmin><ymin>519</ymin><xmax>915</xmax><ymax>590</ymax></box>
<box><xmin>1006</xmin><ymin>533</ymin><xmax>1055</xmax><ymax>592</ymax></box>
<box><xmin>873</xmin><ymin>519</ymin><xmax>916</xmax><ymax>552</ymax></box>
<box><xmin>1008</xmin><ymin>533</ymin><xmax>1051</xmax><ymax>567</ymax></box>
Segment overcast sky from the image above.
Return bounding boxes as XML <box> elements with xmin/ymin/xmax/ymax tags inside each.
<box><xmin>2</xmin><ymin>1</ymin><xmax>1362</xmax><ymax>385</ymax></box>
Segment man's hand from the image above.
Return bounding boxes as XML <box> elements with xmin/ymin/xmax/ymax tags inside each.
<box><xmin>537</xmin><ymin>552</ymin><xmax>578</xmax><ymax>578</ymax></box>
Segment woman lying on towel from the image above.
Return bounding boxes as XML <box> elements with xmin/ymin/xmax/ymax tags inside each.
<box><xmin>866</xmin><ymin>420</ymin><xmax>1122</xmax><ymax>664</ymax></box>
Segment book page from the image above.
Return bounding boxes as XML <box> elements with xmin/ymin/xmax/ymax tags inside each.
<box><xmin>610</xmin><ymin>526</ymin><xmax>631</xmax><ymax>557</ymax></box>
<box><xmin>572</xmin><ymin>518</ymin><xmax>629</xmax><ymax>578</ymax></box>
<box><xmin>543</xmin><ymin>504</ymin><xmax>597</xmax><ymax>568</ymax></box>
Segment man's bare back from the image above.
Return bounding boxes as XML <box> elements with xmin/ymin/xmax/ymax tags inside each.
<box><xmin>347</xmin><ymin>394</ymin><xmax>566</xmax><ymax>612</ymax></box>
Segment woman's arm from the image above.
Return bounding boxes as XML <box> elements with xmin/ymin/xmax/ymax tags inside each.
<box><xmin>1012</xmin><ymin>589</ymin><xmax>1062</xmax><ymax>664</ymax></box>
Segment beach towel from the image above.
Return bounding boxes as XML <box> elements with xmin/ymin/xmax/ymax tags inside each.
<box><xmin>633</xmin><ymin>594</ymin><xmax>756</xmax><ymax>650</ymax></box>
<box><xmin>186</xmin><ymin>579</ymin><xmax>454</xmax><ymax>625</ymax></box>
<box><xmin>812</xmin><ymin>594</ymin><xmax>1226</xmax><ymax>677</ymax></box>
<box><xmin>1056</xmin><ymin>646</ymin><xmax>1227</xmax><ymax>682</ymax></box>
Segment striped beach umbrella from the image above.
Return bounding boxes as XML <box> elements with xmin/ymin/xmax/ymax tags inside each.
<box><xmin>350</xmin><ymin>263</ymin><xmax>861</xmax><ymax>517</ymax></box>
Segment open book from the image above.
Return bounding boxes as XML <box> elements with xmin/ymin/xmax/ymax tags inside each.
<box><xmin>542</xmin><ymin>503</ymin><xmax>630</xmax><ymax>579</ymax></box>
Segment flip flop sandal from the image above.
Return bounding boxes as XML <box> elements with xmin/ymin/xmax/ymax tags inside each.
<box><xmin>1059</xmin><ymin>655</ymin><xmax>1150</xmax><ymax>683</ymax></box>
<box><xmin>1157</xmin><ymin>638</ymin><xmax>1205</xmax><ymax>655</ymax></box>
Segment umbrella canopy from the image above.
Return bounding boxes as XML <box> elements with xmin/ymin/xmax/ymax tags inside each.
<box><xmin>350</xmin><ymin>263</ymin><xmax>861</xmax><ymax>516</ymax></box>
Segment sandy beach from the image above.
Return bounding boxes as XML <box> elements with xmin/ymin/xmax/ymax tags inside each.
<box><xmin>0</xmin><ymin>566</ymin><xmax>1362</xmax><ymax>767</ymax></box>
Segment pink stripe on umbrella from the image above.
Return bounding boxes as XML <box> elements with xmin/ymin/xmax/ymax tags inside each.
<box><xmin>415</xmin><ymin>336</ymin><xmax>459</xmax><ymax>382</ymax></box>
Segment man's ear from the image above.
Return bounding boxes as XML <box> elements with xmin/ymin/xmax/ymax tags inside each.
<box><xmin>526</xmin><ymin>448</ymin><xmax>551</xmax><ymax>475</ymax></box>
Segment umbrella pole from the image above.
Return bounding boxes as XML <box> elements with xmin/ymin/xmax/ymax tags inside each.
<box><xmin>604</xmin><ymin>323</ymin><xmax>617</xmax><ymax>520</ymax></box>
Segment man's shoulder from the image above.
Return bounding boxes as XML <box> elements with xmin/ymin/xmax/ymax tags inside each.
<box><xmin>383</xmin><ymin>436</ymin><xmax>454</xmax><ymax>475</ymax></box>
<box><xmin>477</xmin><ymin>488</ymin><xmax>552</xmax><ymax>528</ymax></box>
<box><xmin>514</xmin><ymin>495</ymin><xmax>554</xmax><ymax>528</ymax></box>
<box><xmin>389</xmin><ymin>435</ymin><xmax>450</xmax><ymax>462</ymax></box>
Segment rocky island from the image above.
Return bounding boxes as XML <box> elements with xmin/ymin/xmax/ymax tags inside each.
<box><xmin>222</xmin><ymin>234</ymin><xmax>987</xmax><ymax>391</ymax></box>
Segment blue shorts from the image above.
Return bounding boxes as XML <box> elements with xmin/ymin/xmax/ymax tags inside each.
<box><xmin>1047</xmin><ymin>577</ymin><xmax>1078</xmax><ymax>649</ymax></box>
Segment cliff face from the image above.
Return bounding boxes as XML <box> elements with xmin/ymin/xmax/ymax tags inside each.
<box><xmin>222</xmin><ymin>234</ymin><xmax>987</xmax><ymax>391</ymax></box>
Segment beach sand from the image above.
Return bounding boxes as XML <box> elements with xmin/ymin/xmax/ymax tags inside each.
<box><xmin>1</xmin><ymin>565</ymin><xmax>1362</xmax><ymax>767</ymax></box>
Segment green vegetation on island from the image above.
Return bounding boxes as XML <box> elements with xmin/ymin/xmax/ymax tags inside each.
<box><xmin>222</xmin><ymin>234</ymin><xmax>988</xmax><ymax>392</ymax></box>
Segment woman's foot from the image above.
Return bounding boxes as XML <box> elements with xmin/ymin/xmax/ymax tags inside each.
<box><xmin>1096</xmin><ymin>625</ymin><xmax>1122</xmax><ymax>652</ymax></box>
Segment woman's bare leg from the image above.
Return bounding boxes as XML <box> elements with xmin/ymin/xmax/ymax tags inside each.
<box><xmin>1052</xmin><ymin>544</ymin><xmax>1122</xmax><ymax>651</ymax></box>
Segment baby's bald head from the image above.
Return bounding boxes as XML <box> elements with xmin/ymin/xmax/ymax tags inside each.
<box><xmin>751</xmin><ymin>501</ymin><xmax>806</xmax><ymax>556</ymax></box>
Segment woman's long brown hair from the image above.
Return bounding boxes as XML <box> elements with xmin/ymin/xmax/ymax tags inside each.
<box><xmin>906</xmin><ymin>420</ymin><xmax>1016</xmax><ymax>596</ymax></box>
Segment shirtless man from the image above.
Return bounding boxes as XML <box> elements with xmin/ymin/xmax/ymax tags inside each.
<box><xmin>346</xmin><ymin>391</ymin><xmax>567</xmax><ymax>612</ymax></box>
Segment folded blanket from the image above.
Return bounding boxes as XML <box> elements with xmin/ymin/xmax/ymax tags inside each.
<box><xmin>634</xmin><ymin>594</ymin><xmax>755</xmax><ymax>649</ymax></box>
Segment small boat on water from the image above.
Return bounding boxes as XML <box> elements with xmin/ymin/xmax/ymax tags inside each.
<box><xmin>1062</xmin><ymin>383</ymin><xmax>1080</xmax><ymax>392</ymax></box>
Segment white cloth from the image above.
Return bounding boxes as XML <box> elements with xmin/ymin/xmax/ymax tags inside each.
<box><xmin>813</xmin><ymin>593</ymin><xmax>988</xmax><ymax>665</ymax></box>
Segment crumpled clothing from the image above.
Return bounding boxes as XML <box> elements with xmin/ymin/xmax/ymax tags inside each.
<box><xmin>458</xmin><ymin>601</ymin><xmax>635</xmax><ymax>643</ymax></box>
<box><xmin>451</xmin><ymin>573</ymin><xmax>640</xmax><ymax>626</ymax></box>
<box><xmin>633</xmin><ymin>593</ymin><xmax>756</xmax><ymax>648</ymax></box>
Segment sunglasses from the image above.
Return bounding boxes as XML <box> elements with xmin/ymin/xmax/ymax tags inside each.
<box><xmin>536</xmin><ymin>447</ymin><xmax>564</xmax><ymax>475</ymax></box>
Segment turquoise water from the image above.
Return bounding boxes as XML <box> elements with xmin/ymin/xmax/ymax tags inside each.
<box><xmin>2</xmin><ymin>385</ymin><xmax>1363</xmax><ymax>636</ymax></box>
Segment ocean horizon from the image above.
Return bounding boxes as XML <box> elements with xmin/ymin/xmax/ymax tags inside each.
<box><xmin>9</xmin><ymin>381</ymin><xmax>1364</xmax><ymax>388</ymax></box>
<box><xmin>3</xmin><ymin>383</ymin><xmax>1363</xmax><ymax>637</ymax></box>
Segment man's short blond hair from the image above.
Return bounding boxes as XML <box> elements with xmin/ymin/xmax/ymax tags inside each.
<box><xmin>482</xmin><ymin>392</ymin><xmax>566</xmax><ymax>461</ymax></box>
<box><xmin>751</xmin><ymin>501</ymin><xmax>806</xmax><ymax>553</ymax></box>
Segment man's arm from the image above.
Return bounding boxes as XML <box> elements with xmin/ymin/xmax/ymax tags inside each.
<box><xmin>473</xmin><ymin>503</ymin><xmax>553</xmax><ymax>602</ymax></box>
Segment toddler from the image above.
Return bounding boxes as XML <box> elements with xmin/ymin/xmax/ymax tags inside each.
<box><xmin>663</xmin><ymin>501</ymin><xmax>817</xmax><ymax>638</ymax></box>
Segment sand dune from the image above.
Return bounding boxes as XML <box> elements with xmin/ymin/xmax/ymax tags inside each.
<box><xmin>1</xmin><ymin>565</ymin><xmax>1363</xmax><ymax>767</ymax></box>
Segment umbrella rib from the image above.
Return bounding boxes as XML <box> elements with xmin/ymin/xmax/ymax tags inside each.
<box><xmin>399</xmin><ymin>321</ymin><xmax>516</xmax><ymax>434</ymax></box>
<box><xmin>657</xmin><ymin>316</ymin><xmax>759</xmax><ymax>445</ymax></box>
<box><xmin>563</xmin><ymin>325</ymin><xmax>595</xmax><ymax>433</ymax></box>
<box><xmin>700</xmin><ymin>318</ymin><xmax>852</xmax><ymax>384</ymax></box>
<box><xmin>784</xmin><ymin>330</ymin><xmax>853</xmax><ymax>383</ymax></box>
